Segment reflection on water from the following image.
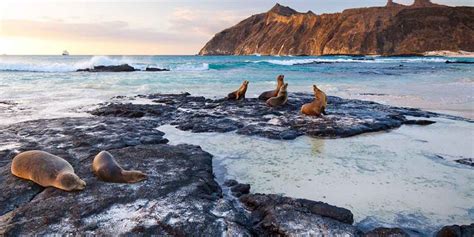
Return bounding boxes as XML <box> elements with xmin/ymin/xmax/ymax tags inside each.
<box><xmin>309</xmin><ymin>137</ymin><xmax>325</xmax><ymax>156</ymax></box>
<box><xmin>159</xmin><ymin>117</ymin><xmax>473</xmax><ymax>234</ymax></box>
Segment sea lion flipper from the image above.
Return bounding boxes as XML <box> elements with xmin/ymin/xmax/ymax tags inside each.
<box><xmin>321</xmin><ymin>107</ymin><xmax>327</xmax><ymax>115</ymax></box>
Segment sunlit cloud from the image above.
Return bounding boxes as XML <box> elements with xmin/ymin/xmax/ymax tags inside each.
<box><xmin>0</xmin><ymin>19</ymin><xmax>203</xmax><ymax>44</ymax></box>
<box><xmin>168</xmin><ymin>8</ymin><xmax>247</xmax><ymax>36</ymax></box>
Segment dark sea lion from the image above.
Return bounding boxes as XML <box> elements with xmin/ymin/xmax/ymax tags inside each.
<box><xmin>11</xmin><ymin>150</ymin><xmax>86</xmax><ymax>191</ymax></box>
<box><xmin>301</xmin><ymin>84</ymin><xmax>327</xmax><ymax>116</ymax></box>
<box><xmin>266</xmin><ymin>83</ymin><xmax>288</xmax><ymax>107</ymax></box>
<box><xmin>258</xmin><ymin>75</ymin><xmax>285</xmax><ymax>100</ymax></box>
<box><xmin>227</xmin><ymin>80</ymin><xmax>249</xmax><ymax>100</ymax></box>
<box><xmin>92</xmin><ymin>151</ymin><xmax>147</xmax><ymax>183</ymax></box>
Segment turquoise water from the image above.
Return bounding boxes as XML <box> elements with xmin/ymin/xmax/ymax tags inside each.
<box><xmin>0</xmin><ymin>55</ymin><xmax>473</xmax><ymax>233</ymax></box>
<box><xmin>0</xmin><ymin>55</ymin><xmax>473</xmax><ymax>125</ymax></box>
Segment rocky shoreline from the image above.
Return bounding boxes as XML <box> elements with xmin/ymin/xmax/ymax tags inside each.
<box><xmin>1</xmin><ymin>93</ymin><xmax>473</xmax><ymax>235</ymax></box>
<box><xmin>91</xmin><ymin>92</ymin><xmax>471</xmax><ymax>139</ymax></box>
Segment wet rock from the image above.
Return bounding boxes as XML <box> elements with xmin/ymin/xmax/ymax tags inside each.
<box><xmin>454</xmin><ymin>158</ymin><xmax>474</xmax><ymax>167</ymax></box>
<box><xmin>0</xmin><ymin>144</ymin><xmax>230</xmax><ymax>235</ymax></box>
<box><xmin>230</xmin><ymin>183</ymin><xmax>250</xmax><ymax>197</ymax></box>
<box><xmin>91</xmin><ymin>103</ymin><xmax>174</xmax><ymax>118</ymax></box>
<box><xmin>0</xmin><ymin>117</ymin><xmax>249</xmax><ymax>235</ymax></box>
<box><xmin>364</xmin><ymin>227</ymin><xmax>409</xmax><ymax>237</ymax></box>
<box><xmin>445</xmin><ymin>60</ymin><xmax>474</xmax><ymax>64</ymax></box>
<box><xmin>77</xmin><ymin>64</ymin><xmax>136</xmax><ymax>72</ymax></box>
<box><xmin>436</xmin><ymin>223</ymin><xmax>474</xmax><ymax>237</ymax></box>
<box><xmin>145</xmin><ymin>67</ymin><xmax>170</xmax><ymax>71</ymax></box>
<box><xmin>0</xmin><ymin>117</ymin><xmax>167</xmax><ymax>216</ymax></box>
<box><xmin>239</xmin><ymin>193</ymin><xmax>359</xmax><ymax>236</ymax></box>
<box><xmin>91</xmin><ymin>92</ymin><xmax>467</xmax><ymax>140</ymax></box>
<box><xmin>224</xmin><ymin>179</ymin><xmax>238</xmax><ymax>187</ymax></box>
<box><xmin>404</xmin><ymin>119</ymin><xmax>436</xmax><ymax>125</ymax></box>
<box><xmin>0</xmin><ymin>116</ymin><xmax>366</xmax><ymax>236</ymax></box>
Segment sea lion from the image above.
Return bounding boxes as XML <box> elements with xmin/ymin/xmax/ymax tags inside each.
<box><xmin>301</xmin><ymin>84</ymin><xmax>328</xmax><ymax>116</ymax></box>
<box><xmin>266</xmin><ymin>83</ymin><xmax>288</xmax><ymax>107</ymax></box>
<box><xmin>11</xmin><ymin>150</ymin><xmax>86</xmax><ymax>191</ymax></box>
<box><xmin>92</xmin><ymin>151</ymin><xmax>147</xmax><ymax>183</ymax></box>
<box><xmin>227</xmin><ymin>80</ymin><xmax>249</xmax><ymax>100</ymax></box>
<box><xmin>258</xmin><ymin>75</ymin><xmax>285</xmax><ymax>100</ymax></box>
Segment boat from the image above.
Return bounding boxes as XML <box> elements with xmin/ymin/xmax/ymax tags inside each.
<box><xmin>62</xmin><ymin>50</ymin><xmax>69</xmax><ymax>56</ymax></box>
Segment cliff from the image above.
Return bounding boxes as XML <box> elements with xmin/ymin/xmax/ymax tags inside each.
<box><xmin>199</xmin><ymin>1</ymin><xmax>474</xmax><ymax>56</ymax></box>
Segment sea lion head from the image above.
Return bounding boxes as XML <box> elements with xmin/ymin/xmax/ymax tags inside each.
<box><xmin>277</xmin><ymin>83</ymin><xmax>288</xmax><ymax>97</ymax></box>
<box><xmin>243</xmin><ymin>80</ymin><xmax>249</xmax><ymax>86</ymax></box>
<box><xmin>58</xmin><ymin>172</ymin><xmax>86</xmax><ymax>191</ymax></box>
<box><xmin>277</xmin><ymin>75</ymin><xmax>285</xmax><ymax>84</ymax></box>
<box><xmin>123</xmin><ymin>170</ymin><xmax>148</xmax><ymax>183</ymax></box>
<box><xmin>313</xmin><ymin>84</ymin><xmax>322</xmax><ymax>94</ymax></box>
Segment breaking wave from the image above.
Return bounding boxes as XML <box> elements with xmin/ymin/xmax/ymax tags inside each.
<box><xmin>252</xmin><ymin>57</ymin><xmax>448</xmax><ymax>66</ymax></box>
<box><xmin>0</xmin><ymin>56</ymin><xmax>166</xmax><ymax>72</ymax></box>
<box><xmin>0</xmin><ymin>55</ymin><xmax>455</xmax><ymax>72</ymax></box>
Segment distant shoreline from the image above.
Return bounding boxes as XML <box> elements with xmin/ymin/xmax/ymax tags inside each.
<box><xmin>1</xmin><ymin>51</ymin><xmax>473</xmax><ymax>57</ymax></box>
<box><xmin>423</xmin><ymin>50</ymin><xmax>474</xmax><ymax>58</ymax></box>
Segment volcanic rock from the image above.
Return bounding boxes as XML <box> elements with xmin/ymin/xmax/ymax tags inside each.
<box><xmin>199</xmin><ymin>2</ymin><xmax>474</xmax><ymax>56</ymax></box>
<box><xmin>77</xmin><ymin>64</ymin><xmax>136</xmax><ymax>72</ymax></box>
<box><xmin>436</xmin><ymin>223</ymin><xmax>474</xmax><ymax>237</ymax></box>
<box><xmin>88</xmin><ymin>92</ymin><xmax>469</xmax><ymax>140</ymax></box>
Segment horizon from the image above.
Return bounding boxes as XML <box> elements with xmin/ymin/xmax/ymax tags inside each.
<box><xmin>1</xmin><ymin>0</ymin><xmax>473</xmax><ymax>55</ymax></box>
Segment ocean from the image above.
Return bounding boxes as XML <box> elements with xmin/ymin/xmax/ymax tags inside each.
<box><xmin>0</xmin><ymin>55</ymin><xmax>473</xmax><ymax>234</ymax></box>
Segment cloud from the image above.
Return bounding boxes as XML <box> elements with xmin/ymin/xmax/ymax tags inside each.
<box><xmin>168</xmin><ymin>8</ymin><xmax>246</xmax><ymax>36</ymax></box>
<box><xmin>0</xmin><ymin>19</ymin><xmax>206</xmax><ymax>44</ymax></box>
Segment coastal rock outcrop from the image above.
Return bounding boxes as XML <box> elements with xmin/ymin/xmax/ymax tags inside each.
<box><xmin>0</xmin><ymin>116</ymin><xmax>365</xmax><ymax>235</ymax></box>
<box><xmin>76</xmin><ymin>64</ymin><xmax>170</xmax><ymax>72</ymax></box>
<box><xmin>239</xmin><ymin>193</ymin><xmax>360</xmax><ymax>236</ymax></box>
<box><xmin>77</xmin><ymin>64</ymin><xmax>136</xmax><ymax>72</ymax></box>
<box><xmin>89</xmin><ymin>92</ymin><xmax>460</xmax><ymax>140</ymax></box>
<box><xmin>199</xmin><ymin>2</ymin><xmax>474</xmax><ymax>56</ymax></box>
<box><xmin>436</xmin><ymin>223</ymin><xmax>474</xmax><ymax>237</ymax></box>
<box><xmin>0</xmin><ymin>105</ymin><xmax>471</xmax><ymax>234</ymax></box>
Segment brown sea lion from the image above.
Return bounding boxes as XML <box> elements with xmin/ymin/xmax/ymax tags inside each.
<box><xmin>258</xmin><ymin>75</ymin><xmax>285</xmax><ymax>100</ymax></box>
<box><xmin>301</xmin><ymin>84</ymin><xmax>328</xmax><ymax>116</ymax></box>
<box><xmin>266</xmin><ymin>83</ymin><xmax>288</xmax><ymax>107</ymax></box>
<box><xmin>227</xmin><ymin>80</ymin><xmax>249</xmax><ymax>100</ymax></box>
<box><xmin>92</xmin><ymin>151</ymin><xmax>147</xmax><ymax>183</ymax></box>
<box><xmin>11</xmin><ymin>150</ymin><xmax>86</xmax><ymax>191</ymax></box>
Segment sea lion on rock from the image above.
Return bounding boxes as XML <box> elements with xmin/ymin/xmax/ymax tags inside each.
<box><xmin>92</xmin><ymin>151</ymin><xmax>147</xmax><ymax>183</ymax></box>
<box><xmin>258</xmin><ymin>75</ymin><xmax>285</xmax><ymax>100</ymax></box>
<box><xmin>227</xmin><ymin>80</ymin><xmax>249</xmax><ymax>100</ymax></box>
<box><xmin>11</xmin><ymin>150</ymin><xmax>86</xmax><ymax>191</ymax></box>
<box><xmin>301</xmin><ymin>85</ymin><xmax>327</xmax><ymax>116</ymax></box>
<box><xmin>266</xmin><ymin>83</ymin><xmax>288</xmax><ymax>107</ymax></box>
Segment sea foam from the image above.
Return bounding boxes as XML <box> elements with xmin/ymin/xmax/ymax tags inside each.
<box><xmin>0</xmin><ymin>56</ymin><xmax>163</xmax><ymax>72</ymax></box>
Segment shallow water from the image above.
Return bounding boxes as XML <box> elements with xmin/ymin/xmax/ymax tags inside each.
<box><xmin>160</xmin><ymin>117</ymin><xmax>474</xmax><ymax>234</ymax></box>
<box><xmin>1</xmin><ymin>55</ymin><xmax>473</xmax><ymax>233</ymax></box>
<box><xmin>0</xmin><ymin>55</ymin><xmax>473</xmax><ymax>126</ymax></box>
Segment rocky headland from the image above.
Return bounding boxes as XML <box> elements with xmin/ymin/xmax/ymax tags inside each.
<box><xmin>1</xmin><ymin>92</ymin><xmax>473</xmax><ymax>235</ymax></box>
<box><xmin>199</xmin><ymin>1</ymin><xmax>474</xmax><ymax>56</ymax></box>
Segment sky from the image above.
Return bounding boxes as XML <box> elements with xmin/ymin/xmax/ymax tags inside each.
<box><xmin>0</xmin><ymin>0</ymin><xmax>472</xmax><ymax>55</ymax></box>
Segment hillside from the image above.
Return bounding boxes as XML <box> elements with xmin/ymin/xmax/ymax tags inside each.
<box><xmin>199</xmin><ymin>0</ymin><xmax>474</xmax><ymax>56</ymax></box>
